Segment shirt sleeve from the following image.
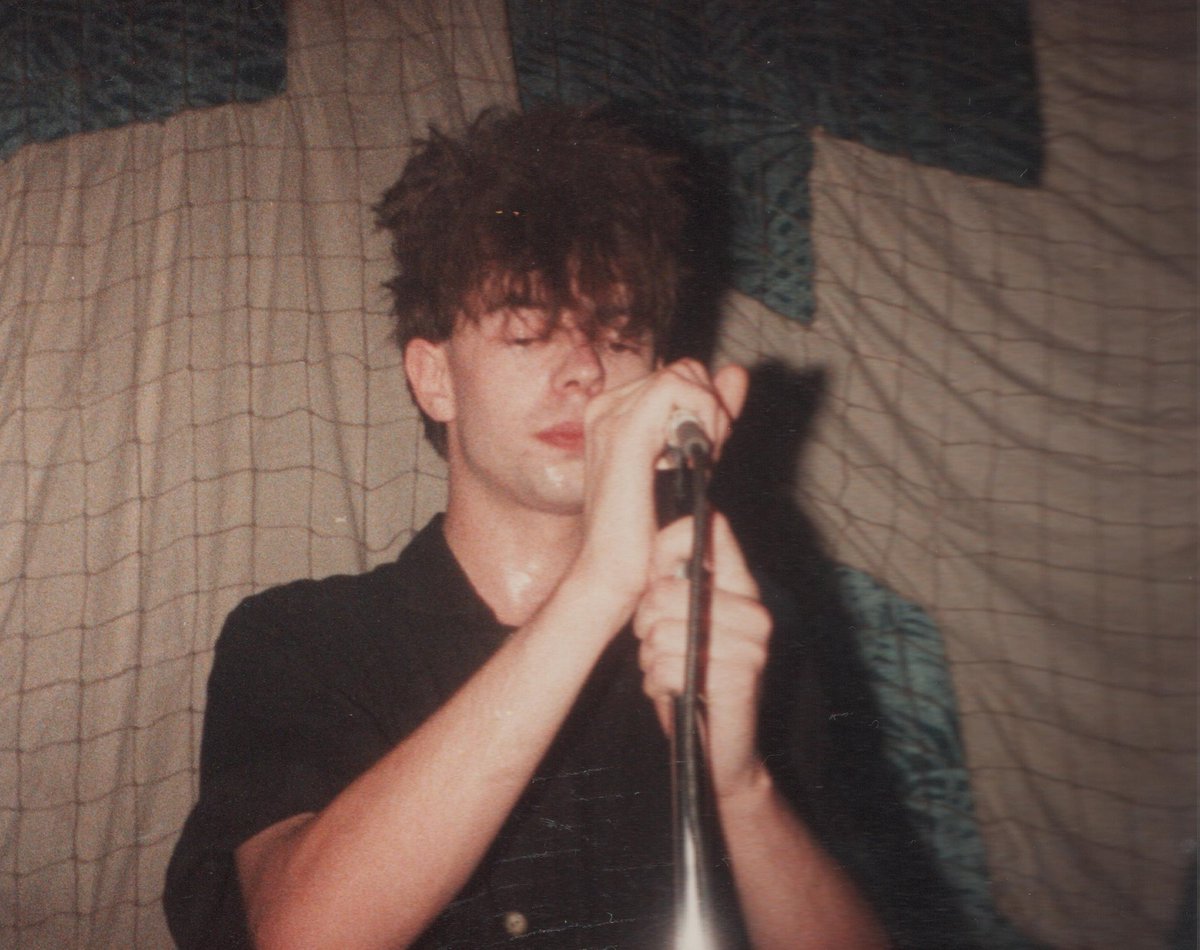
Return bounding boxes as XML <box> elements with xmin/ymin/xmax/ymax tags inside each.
<box><xmin>163</xmin><ymin>588</ymin><xmax>396</xmax><ymax>949</ymax></box>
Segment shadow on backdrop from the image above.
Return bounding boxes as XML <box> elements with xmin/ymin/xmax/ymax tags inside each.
<box><xmin>712</xmin><ymin>361</ymin><xmax>982</xmax><ymax>949</ymax></box>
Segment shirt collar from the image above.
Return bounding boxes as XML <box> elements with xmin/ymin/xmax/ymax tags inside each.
<box><xmin>388</xmin><ymin>513</ymin><xmax>506</xmax><ymax>626</ymax></box>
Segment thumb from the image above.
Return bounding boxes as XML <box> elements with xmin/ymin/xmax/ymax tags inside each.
<box><xmin>713</xmin><ymin>363</ymin><xmax>750</xmax><ymax>423</ymax></box>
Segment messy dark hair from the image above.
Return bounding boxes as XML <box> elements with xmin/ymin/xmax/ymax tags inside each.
<box><xmin>374</xmin><ymin>105</ymin><xmax>690</xmax><ymax>454</ymax></box>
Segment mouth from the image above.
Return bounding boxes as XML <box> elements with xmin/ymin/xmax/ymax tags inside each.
<box><xmin>535</xmin><ymin>422</ymin><xmax>585</xmax><ymax>452</ymax></box>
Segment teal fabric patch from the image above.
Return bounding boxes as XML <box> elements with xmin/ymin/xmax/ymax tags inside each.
<box><xmin>836</xmin><ymin>565</ymin><xmax>1043</xmax><ymax>949</ymax></box>
<box><xmin>508</xmin><ymin>0</ymin><xmax>1041</xmax><ymax>322</ymax></box>
<box><xmin>0</xmin><ymin>0</ymin><xmax>286</xmax><ymax>161</ymax></box>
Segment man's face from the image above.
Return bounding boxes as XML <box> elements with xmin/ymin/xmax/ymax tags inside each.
<box><xmin>435</xmin><ymin>304</ymin><xmax>655</xmax><ymax>517</ymax></box>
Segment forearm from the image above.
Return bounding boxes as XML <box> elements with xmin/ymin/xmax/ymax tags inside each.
<box><xmin>239</xmin><ymin>568</ymin><xmax>623</xmax><ymax>950</ymax></box>
<box><xmin>717</xmin><ymin>768</ymin><xmax>890</xmax><ymax>950</ymax></box>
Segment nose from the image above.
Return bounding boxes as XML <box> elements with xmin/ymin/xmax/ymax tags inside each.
<box><xmin>553</xmin><ymin>326</ymin><xmax>605</xmax><ymax>395</ymax></box>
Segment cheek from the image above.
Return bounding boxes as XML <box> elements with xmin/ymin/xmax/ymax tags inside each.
<box><xmin>607</xmin><ymin>353</ymin><xmax>655</xmax><ymax>388</ymax></box>
<box><xmin>453</xmin><ymin>367</ymin><xmax>540</xmax><ymax>444</ymax></box>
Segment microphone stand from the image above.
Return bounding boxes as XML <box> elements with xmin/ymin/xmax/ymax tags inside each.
<box><xmin>664</xmin><ymin>441</ymin><xmax>723</xmax><ymax>950</ymax></box>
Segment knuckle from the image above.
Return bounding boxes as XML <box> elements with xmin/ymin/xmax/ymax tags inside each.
<box><xmin>744</xmin><ymin>600</ymin><xmax>772</xmax><ymax>634</ymax></box>
<box><xmin>645</xmin><ymin>656</ymin><xmax>670</xmax><ymax>691</ymax></box>
<box><xmin>648</xmin><ymin>616</ymin><xmax>677</xmax><ymax>645</ymax></box>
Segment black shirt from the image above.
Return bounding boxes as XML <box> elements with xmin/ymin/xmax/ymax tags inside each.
<box><xmin>164</xmin><ymin>516</ymin><xmax>820</xmax><ymax>948</ymax></box>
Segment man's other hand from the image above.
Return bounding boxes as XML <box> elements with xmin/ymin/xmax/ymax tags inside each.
<box><xmin>632</xmin><ymin>511</ymin><xmax>773</xmax><ymax>797</ymax></box>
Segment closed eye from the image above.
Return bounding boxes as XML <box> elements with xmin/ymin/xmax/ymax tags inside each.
<box><xmin>603</xmin><ymin>332</ymin><xmax>650</xmax><ymax>358</ymax></box>
<box><xmin>502</xmin><ymin>308</ymin><xmax>551</xmax><ymax>347</ymax></box>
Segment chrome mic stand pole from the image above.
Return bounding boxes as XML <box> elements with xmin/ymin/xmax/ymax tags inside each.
<box><xmin>667</xmin><ymin>438</ymin><xmax>723</xmax><ymax>950</ymax></box>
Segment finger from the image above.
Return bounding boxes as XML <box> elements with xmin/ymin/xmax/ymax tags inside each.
<box><xmin>709</xmin><ymin>363</ymin><xmax>748</xmax><ymax>457</ymax></box>
<box><xmin>649</xmin><ymin>517</ymin><xmax>697</xmax><ymax>580</ymax></box>
<box><xmin>632</xmin><ymin>575</ymin><xmax>688</xmax><ymax>633</ymax></box>
<box><xmin>657</xmin><ymin>359</ymin><xmax>745</xmax><ymax>458</ymax></box>
<box><xmin>637</xmin><ymin>590</ymin><xmax>771</xmax><ymax>667</ymax></box>
<box><xmin>638</xmin><ymin>612</ymin><xmax>769</xmax><ymax>706</ymax></box>
<box><xmin>709</xmin><ymin>512</ymin><xmax>760</xmax><ymax>598</ymax></box>
<box><xmin>649</xmin><ymin>513</ymin><xmax>759</xmax><ymax>599</ymax></box>
<box><xmin>586</xmin><ymin>358</ymin><xmax>718</xmax><ymax>462</ymax></box>
<box><xmin>637</xmin><ymin>623</ymin><xmax>687</xmax><ymax>700</ymax></box>
<box><xmin>712</xmin><ymin>363</ymin><xmax>750</xmax><ymax>424</ymax></box>
<box><xmin>662</xmin><ymin>357</ymin><xmax>710</xmax><ymax>385</ymax></box>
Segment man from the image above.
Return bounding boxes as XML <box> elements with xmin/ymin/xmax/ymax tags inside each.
<box><xmin>165</xmin><ymin>107</ymin><xmax>888</xmax><ymax>949</ymax></box>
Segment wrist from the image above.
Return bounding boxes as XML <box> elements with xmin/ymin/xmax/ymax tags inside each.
<box><xmin>570</xmin><ymin>542</ymin><xmax>645</xmax><ymax>616</ymax></box>
<box><xmin>714</xmin><ymin>760</ymin><xmax>776</xmax><ymax>815</ymax></box>
<box><xmin>552</xmin><ymin>553</ymin><xmax>642</xmax><ymax>637</ymax></box>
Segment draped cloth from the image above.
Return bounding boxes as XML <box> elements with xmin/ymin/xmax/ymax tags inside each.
<box><xmin>0</xmin><ymin>2</ymin><xmax>1193</xmax><ymax>947</ymax></box>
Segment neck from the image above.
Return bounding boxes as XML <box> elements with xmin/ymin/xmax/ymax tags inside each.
<box><xmin>442</xmin><ymin>487</ymin><xmax>584</xmax><ymax>627</ymax></box>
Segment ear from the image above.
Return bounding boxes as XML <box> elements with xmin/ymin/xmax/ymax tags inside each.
<box><xmin>404</xmin><ymin>338</ymin><xmax>455</xmax><ymax>423</ymax></box>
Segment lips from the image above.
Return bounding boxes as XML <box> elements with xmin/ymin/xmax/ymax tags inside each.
<box><xmin>535</xmin><ymin>422</ymin><xmax>585</xmax><ymax>452</ymax></box>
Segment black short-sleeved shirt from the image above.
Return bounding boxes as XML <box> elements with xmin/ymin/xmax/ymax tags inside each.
<box><xmin>164</xmin><ymin>516</ymin><xmax>823</xmax><ymax>948</ymax></box>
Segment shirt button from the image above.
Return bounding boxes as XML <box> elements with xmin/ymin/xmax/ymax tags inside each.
<box><xmin>503</xmin><ymin>909</ymin><xmax>529</xmax><ymax>936</ymax></box>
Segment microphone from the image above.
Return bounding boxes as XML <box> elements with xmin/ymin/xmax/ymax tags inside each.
<box><xmin>666</xmin><ymin>410</ymin><xmax>711</xmax><ymax>460</ymax></box>
<box><xmin>663</xmin><ymin>408</ymin><xmax>722</xmax><ymax>949</ymax></box>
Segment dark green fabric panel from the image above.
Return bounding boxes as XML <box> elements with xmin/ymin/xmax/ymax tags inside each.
<box><xmin>508</xmin><ymin>0</ymin><xmax>1042</xmax><ymax>322</ymax></box>
<box><xmin>0</xmin><ymin>0</ymin><xmax>286</xmax><ymax>161</ymax></box>
<box><xmin>836</xmin><ymin>566</ymin><xmax>1045</xmax><ymax>950</ymax></box>
<box><xmin>813</xmin><ymin>0</ymin><xmax>1042</xmax><ymax>185</ymax></box>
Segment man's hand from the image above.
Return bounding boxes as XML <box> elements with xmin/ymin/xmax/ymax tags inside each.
<box><xmin>575</xmin><ymin>359</ymin><xmax>750</xmax><ymax>623</ymax></box>
<box><xmin>632</xmin><ymin>511</ymin><xmax>773</xmax><ymax>797</ymax></box>
<box><xmin>632</xmin><ymin>502</ymin><xmax>891</xmax><ymax>950</ymax></box>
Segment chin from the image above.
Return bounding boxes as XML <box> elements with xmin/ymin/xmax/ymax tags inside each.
<box><xmin>529</xmin><ymin>485</ymin><xmax>585</xmax><ymax>517</ymax></box>
<box><xmin>529</xmin><ymin>463</ymin><xmax>585</xmax><ymax>514</ymax></box>
<box><xmin>531</xmin><ymin>489</ymin><xmax>586</xmax><ymax>517</ymax></box>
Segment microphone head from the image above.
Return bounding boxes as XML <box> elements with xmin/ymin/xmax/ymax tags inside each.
<box><xmin>666</xmin><ymin>409</ymin><xmax>712</xmax><ymax>458</ymax></box>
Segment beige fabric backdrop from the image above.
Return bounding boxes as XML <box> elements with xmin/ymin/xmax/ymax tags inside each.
<box><xmin>1</xmin><ymin>1</ymin><xmax>1194</xmax><ymax>948</ymax></box>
